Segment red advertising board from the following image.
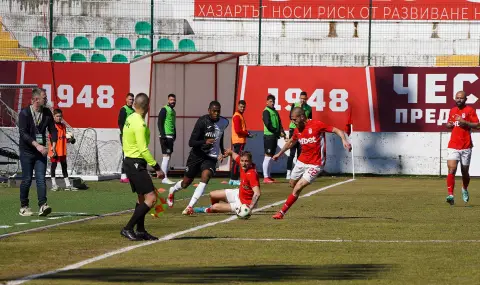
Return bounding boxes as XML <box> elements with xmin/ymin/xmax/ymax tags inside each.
<box><xmin>195</xmin><ymin>0</ymin><xmax>480</xmax><ymax>20</ymax></box>
<box><xmin>238</xmin><ymin>66</ymin><xmax>373</xmax><ymax>132</ymax></box>
<box><xmin>374</xmin><ymin>67</ymin><xmax>480</xmax><ymax>132</ymax></box>
<box><xmin>22</xmin><ymin>62</ymin><xmax>130</xmax><ymax>128</ymax></box>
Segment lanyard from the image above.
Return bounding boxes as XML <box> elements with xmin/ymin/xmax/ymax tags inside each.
<box><xmin>30</xmin><ymin>105</ymin><xmax>42</xmax><ymax>126</ymax></box>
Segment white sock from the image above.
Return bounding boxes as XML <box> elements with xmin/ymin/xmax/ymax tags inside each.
<box><xmin>170</xmin><ymin>180</ymin><xmax>183</xmax><ymax>194</ymax></box>
<box><xmin>51</xmin><ymin>177</ymin><xmax>57</xmax><ymax>186</ymax></box>
<box><xmin>120</xmin><ymin>173</ymin><xmax>127</xmax><ymax>179</ymax></box>
<box><xmin>64</xmin><ymin>178</ymin><xmax>71</xmax><ymax>187</ymax></box>
<box><xmin>286</xmin><ymin>170</ymin><xmax>291</xmax><ymax>177</ymax></box>
<box><xmin>263</xmin><ymin>156</ymin><xmax>271</xmax><ymax>178</ymax></box>
<box><xmin>268</xmin><ymin>158</ymin><xmax>273</xmax><ymax>177</ymax></box>
<box><xmin>161</xmin><ymin>156</ymin><xmax>170</xmax><ymax>178</ymax></box>
<box><xmin>188</xmin><ymin>182</ymin><xmax>207</xmax><ymax>208</ymax></box>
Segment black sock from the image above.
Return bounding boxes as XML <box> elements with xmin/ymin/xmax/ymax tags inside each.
<box><xmin>135</xmin><ymin>203</ymin><xmax>146</xmax><ymax>232</ymax></box>
<box><xmin>125</xmin><ymin>203</ymin><xmax>150</xmax><ymax>231</ymax></box>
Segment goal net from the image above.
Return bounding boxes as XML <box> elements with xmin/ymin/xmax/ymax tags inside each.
<box><xmin>0</xmin><ymin>84</ymin><xmax>122</xmax><ymax>181</ymax></box>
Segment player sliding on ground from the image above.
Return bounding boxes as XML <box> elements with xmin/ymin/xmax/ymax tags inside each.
<box><xmin>271</xmin><ymin>107</ymin><xmax>352</xmax><ymax>219</ymax></box>
<box><xmin>445</xmin><ymin>90</ymin><xmax>480</xmax><ymax>205</ymax></box>
<box><xmin>193</xmin><ymin>149</ymin><xmax>261</xmax><ymax>214</ymax></box>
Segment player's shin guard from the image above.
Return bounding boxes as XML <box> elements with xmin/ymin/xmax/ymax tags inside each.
<box><xmin>462</xmin><ymin>174</ymin><xmax>470</xmax><ymax>190</ymax></box>
<box><xmin>188</xmin><ymin>182</ymin><xmax>207</xmax><ymax>208</ymax></box>
<box><xmin>280</xmin><ymin>194</ymin><xmax>298</xmax><ymax>215</ymax></box>
<box><xmin>161</xmin><ymin>157</ymin><xmax>170</xmax><ymax>178</ymax></box>
<box><xmin>447</xmin><ymin>173</ymin><xmax>455</xmax><ymax>195</ymax></box>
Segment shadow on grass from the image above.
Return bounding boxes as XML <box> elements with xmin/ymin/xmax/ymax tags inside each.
<box><xmin>9</xmin><ymin>264</ymin><xmax>393</xmax><ymax>283</ymax></box>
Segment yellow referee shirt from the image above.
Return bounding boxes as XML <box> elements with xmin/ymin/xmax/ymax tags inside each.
<box><xmin>122</xmin><ymin>112</ymin><xmax>157</xmax><ymax>167</ymax></box>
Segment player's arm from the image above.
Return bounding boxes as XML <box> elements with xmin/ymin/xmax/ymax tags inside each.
<box><xmin>134</xmin><ymin>123</ymin><xmax>162</xmax><ymax>173</ymax></box>
<box><xmin>18</xmin><ymin>111</ymin><xmax>36</xmax><ymax>146</ymax></box>
<box><xmin>446</xmin><ymin>110</ymin><xmax>455</xmax><ymax>129</ymax></box>
<box><xmin>189</xmin><ymin>117</ymin><xmax>207</xmax><ymax>147</ymax></box>
<box><xmin>46</xmin><ymin>110</ymin><xmax>58</xmax><ymax>153</ymax></box>
<box><xmin>233</xmin><ymin>115</ymin><xmax>249</xmax><ymax>137</ymax></box>
<box><xmin>224</xmin><ymin>148</ymin><xmax>240</xmax><ymax>161</ymax></box>
<box><xmin>458</xmin><ymin>110</ymin><xmax>480</xmax><ymax>129</ymax></box>
<box><xmin>249</xmin><ymin>186</ymin><xmax>261</xmax><ymax>210</ymax></box>
<box><xmin>157</xmin><ymin>108</ymin><xmax>167</xmax><ymax>138</ymax></box>
<box><xmin>278</xmin><ymin>112</ymin><xmax>286</xmax><ymax>138</ymax></box>
<box><xmin>331</xmin><ymin>127</ymin><xmax>352</xmax><ymax>152</ymax></box>
<box><xmin>272</xmin><ymin>136</ymin><xmax>298</xmax><ymax>160</ymax></box>
<box><xmin>118</xmin><ymin>108</ymin><xmax>127</xmax><ymax>132</ymax></box>
<box><xmin>308</xmin><ymin>109</ymin><xmax>313</xmax><ymax>120</ymax></box>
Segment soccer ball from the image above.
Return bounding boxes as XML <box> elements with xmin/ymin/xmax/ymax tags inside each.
<box><xmin>236</xmin><ymin>204</ymin><xmax>251</xmax><ymax>219</ymax></box>
<box><xmin>66</xmin><ymin>132</ymin><xmax>73</xmax><ymax>140</ymax></box>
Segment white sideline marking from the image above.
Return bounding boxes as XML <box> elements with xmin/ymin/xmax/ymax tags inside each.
<box><xmin>0</xmin><ymin>225</ymin><xmax>11</xmax><ymax>229</ymax></box>
<box><xmin>211</xmin><ymin>237</ymin><xmax>480</xmax><ymax>243</ymax></box>
<box><xmin>14</xmin><ymin>223</ymin><xmax>28</xmax><ymax>226</ymax></box>
<box><xmin>30</xmin><ymin>220</ymin><xmax>44</xmax><ymax>223</ymax></box>
<box><xmin>0</xmin><ymin>195</ymin><xmax>204</xmax><ymax>239</ymax></box>
<box><xmin>6</xmin><ymin>179</ymin><xmax>354</xmax><ymax>285</ymax></box>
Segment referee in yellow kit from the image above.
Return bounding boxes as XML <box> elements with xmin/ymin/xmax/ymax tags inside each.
<box><xmin>121</xmin><ymin>93</ymin><xmax>164</xmax><ymax>241</ymax></box>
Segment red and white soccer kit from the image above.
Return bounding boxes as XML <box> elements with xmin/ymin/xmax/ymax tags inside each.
<box><xmin>225</xmin><ymin>156</ymin><xmax>260</xmax><ymax>212</ymax></box>
<box><xmin>291</xmin><ymin>120</ymin><xmax>333</xmax><ymax>183</ymax></box>
<box><xmin>447</xmin><ymin>106</ymin><xmax>479</xmax><ymax>166</ymax></box>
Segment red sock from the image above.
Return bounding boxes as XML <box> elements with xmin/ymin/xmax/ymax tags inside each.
<box><xmin>205</xmin><ymin>207</ymin><xmax>212</xmax><ymax>213</ymax></box>
<box><xmin>462</xmin><ymin>174</ymin><xmax>470</xmax><ymax>190</ymax></box>
<box><xmin>447</xmin><ymin>174</ymin><xmax>455</xmax><ymax>195</ymax></box>
<box><xmin>280</xmin><ymin>194</ymin><xmax>298</xmax><ymax>215</ymax></box>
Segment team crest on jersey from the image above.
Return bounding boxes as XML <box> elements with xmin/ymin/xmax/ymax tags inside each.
<box><xmin>308</xmin><ymin>128</ymin><xmax>312</xmax><ymax>134</ymax></box>
<box><xmin>462</xmin><ymin>113</ymin><xmax>466</xmax><ymax>118</ymax></box>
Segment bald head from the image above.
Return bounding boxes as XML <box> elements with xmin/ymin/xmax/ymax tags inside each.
<box><xmin>455</xmin><ymin>90</ymin><xmax>467</xmax><ymax>108</ymax></box>
<box><xmin>456</xmin><ymin>91</ymin><xmax>466</xmax><ymax>98</ymax></box>
<box><xmin>134</xmin><ymin>93</ymin><xmax>149</xmax><ymax>112</ymax></box>
<box><xmin>291</xmin><ymin>107</ymin><xmax>305</xmax><ymax>117</ymax></box>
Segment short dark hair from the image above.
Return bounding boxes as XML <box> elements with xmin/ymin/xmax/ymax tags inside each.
<box><xmin>300</xmin><ymin>91</ymin><xmax>307</xmax><ymax>96</ymax></box>
<box><xmin>238</xmin><ymin>100</ymin><xmax>246</xmax><ymax>105</ymax></box>
<box><xmin>126</xmin><ymin>93</ymin><xmax>134</xmax><ymax>98</ymax></box>
<box><xmin>209</xmin><ymin>100</ymin><xmax>221</xmax><ymax>109</ymax></box>
<box><xmin>135</xmin><ymin>93</ymin><xmax>150</xmax><ymax>110</ymax></box>
<box><xmin>241</xmin><ymin>151</ymin><xmax>253</xmax><ymax>161</ymax></box>
<box><xmin>32</xmin><ymin>88</ymin><xmax>46</xmax><ymax>98</ymax></box>
<box><xmin>53</xmin><ymin>108</ymin><xmax>62</xmax><ymax>115</ymax></box>
<box><xmin>266</xmin><ymin>94</ymin><xmax>275</xmax><ymax>101</ymax></box>
<box><xmin>168</xmin><ymin>93</ymin><xmax>176</xmax><ymax>99</ymax></box>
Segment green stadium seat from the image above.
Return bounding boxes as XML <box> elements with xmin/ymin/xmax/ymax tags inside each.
<box><xmin>115</xmin><ymin>37</ymin><xmax>133</xmax><ymax>51</ymax></box>
<box><xmin>73</xmin><ymin>36</ymin><xmax>92</xmax><ymax>50</ymax></box>
<box><xmin>157</xmin><ymin>38</ymin><xmax>174</xmax><ymax>51</ymax></box>
<box><xmin>178</xmin><ymin>39</ymin><xmax>196</xmax><ymax>52</ymax></box>
<box><xmin>33</xmin><ymin>36</ymin><xmax>48</xmax><ymax>49</ymax></box>
<box><xmin>135</xmin><ymin>21</ymin><xmax>151</xmax><ymax>36</ymax></box>
<box><xmin>112</xmin><ymin>54</ymin><xmax>128</xmax><ymax>63</ymax></box>
<box><xmin>133</xmin><ymin>54</ymin><xmax>143</xmax><ymax>59</ymax></box>
<box><xmin>52</xmin><ymin>53</ymin><xmax>67</xmax><ymax>62</ymax></box>
<box><xmin>136</xmin><ymin>38</ymin><xmax>151</xmax><ymax>51</ymax></box>
<box><xmin>91</xmin><ymin>53</ymin><xmax>107</xmax><ymax>63</ymax></box>
<box><xmin>94</xmin><ymin>37</ymin><xmax>113</xmax><ymax>50</ymax></box>
<box><xmin>70</xmin><ymin>53</ymin><xmax>87</xmax><ymax>62</ymax></box>
<box><xmin>53</xmin><ymin>35</ymin><xmax>71</xmax><ymax>50</ymax></box>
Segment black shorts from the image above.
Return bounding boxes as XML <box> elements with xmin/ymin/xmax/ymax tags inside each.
<box><xmin>123</xmin><ymin>158</ymin><xmax>155</xmax><ymax>194</ymax></box>
<box><xmin>184</xmin><ymin>151</ymin><xmax>218</xmax><ymax>179</ymax></box>
<box><xmin>264</xmin><ymin>135</ymin><xmax>278</xmax><ymax>156</ymax></box>
<box><xmin>160</xmin><ymin>137</ymin><xmax>174</xmax><ymax>155</ymax></box>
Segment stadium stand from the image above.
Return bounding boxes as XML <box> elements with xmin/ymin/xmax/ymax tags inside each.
<box><xmin>135</xmin><ymin>21</ymin><xmax>151</xmax><ymax>36</ymax></box>
<box><xmin>112</xmin><ymin>54</ymin><xmax>128</xmax><ymax>63</ymax></box>
<box><xmin>53</xmin><ymin>35</ymin><xmax>71</xmax><ymax>49</ymax></box>
<box><xmin>0</xmin><ymin>17</ymin><xmax>35</xmax><ymax>61</ymax></box>
<box><xmin>33</xmin><ymin>36</ymin><xmax>48</xmax><ymax>49</ymax></box>
<box><xmin>135</xmin><ymin>38</ymin><xmax>151</xmax><ymax>51</ymax></box>
<box><xmin>157</xmin><ymin>38</ymin><xmax>174</xmax><ymax>51</ymax></box>
<box><xmin>115</xmin><ymin>37</ymin><xmax>133</xmax><ymax>51</ymax></box>
<box><xmin>70</xmin><ymin>53</ymin><xmax>87</xmax><ymax>62</ymax></box>
<box><xmin>94</xmin><ymin>37</ymin><xmax>114</xmax><ymax>51</ymax></box>
<box><xmin>73</xmin><ymin>36</ymin><xmax>93</xmax><ymax>50</ymax></box>
<box><xmin>90</xmin><ymin>53</ymin><xmax>107</xmax><ymax>63</ymax></box>
<box><xmin>52</xmin><ymin>53</ymin><xmax>66</xmax><ymax>61</ymax></box>
<box><xmin>178</xmin><ymin>38</ymin><xmax>195</xmax><ymax>52</ymax></box>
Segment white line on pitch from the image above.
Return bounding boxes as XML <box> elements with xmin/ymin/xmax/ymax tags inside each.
<box><xmin>6</xmin><ymin>179</ymin><xmax>354</xmax><ymax>285</ymax></box>
<box><xmin>209</xmin><ymin>237</ymin><xmax>480</xmax><ymax>243</ymax></box>
<box><xmin>0</xmin><ymin>194</ymin><xmax>206</xmax><ymax>239</ymax></box>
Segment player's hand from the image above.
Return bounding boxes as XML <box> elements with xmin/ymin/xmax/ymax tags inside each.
<box><xmin>446</xmin><ymin>121</ymin><xmax>454</xmax><ymax>128</ymax></box>
<box><xmin>458</xmin><ymin>118</ymin><xmax>468</xmax><ymax>127</ymax></box>
<box><xmin>280</xmin><ymin>131</ymin><xmax>286</xmax><ymax>138</ymax></box>
<box><xmin>206</xmin><ymin>138</ymin><xmax>215</xmax><ymax>145</ymax></box>
<box><xmin>36</xmin><ymin>145</ymin><xmax>48</xmax><ymax>156</ymax></box>
<box><xmin>52</xmin><ymin>150</ymin><xmax>58</xmax><ymax>159</ymax></box>
<box><xmin>224</xmin><ymin>149</ymin><xmax>233</xmax><ymax>157</ymax></box>
<box><xmin>156</xmin><ymin>170</ymin><xmax>165</xmax><ymax>179</ymax></box>
<box><xmin>218</xmin><ymin>154</ymin><xmax>225</xmax><ymax>162</ymax></box>
<box><xmin>272</xmin><ymin>154</ymin><xmax>280</xmax><ymax>161</ymax></box>
<box><xmin>343</xmin><ymin>140</ymin><xmax>352</xmax><ymax>152</ymax></box>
